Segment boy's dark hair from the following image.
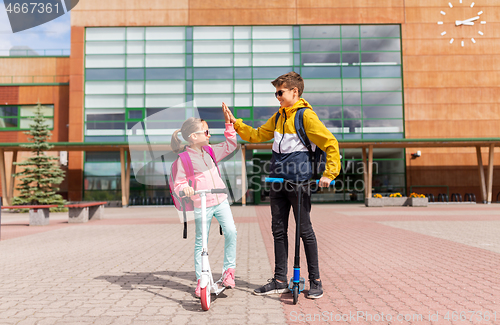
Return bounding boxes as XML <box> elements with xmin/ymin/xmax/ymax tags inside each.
<box><xmin>271</xmin><ymin>71</ymin><xmax>304</xmax><ymax>97</ymax></box>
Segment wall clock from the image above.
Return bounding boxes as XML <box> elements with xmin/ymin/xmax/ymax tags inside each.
<box><xmin>438</xmin><ymin>1</ymin><xmax>486</xmax><ymax>46</ymax></box>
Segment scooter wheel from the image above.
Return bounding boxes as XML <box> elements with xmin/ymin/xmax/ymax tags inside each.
<box><xmin>201</xmin><ymin>287</ymin><xmax>211</xmax><ymax>311</ymax></box>
<box><xmin>293</xmin><ymin>286</ymin><xmax>299</xmax><ymax>305</ymax></box>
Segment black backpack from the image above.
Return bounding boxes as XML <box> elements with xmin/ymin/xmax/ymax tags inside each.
<box><xmin>274</xmin><ymin>107</ymin><xmax>327</xmax><ymax>179</ymax></box>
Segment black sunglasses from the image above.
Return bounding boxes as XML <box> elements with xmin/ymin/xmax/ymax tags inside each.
<box><xmin>274</xmin><ymin>88</ymin><xmax>293</xmax><ymax>98</ymax></box>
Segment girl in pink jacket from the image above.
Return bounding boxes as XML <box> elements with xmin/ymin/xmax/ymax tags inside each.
<box><xmin>171</xmin><ymin>103</ymin><xmax>237</xmax><ymax>298</ymax></box>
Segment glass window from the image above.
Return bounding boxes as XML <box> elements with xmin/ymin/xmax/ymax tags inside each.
<box><xmin>86</xmin><ymin>113</ymin><xmax>125</xmax><ymax>121</ymax></box>
<box><xmin>194</xmin><ymin>80</ymin><xmax>233</xmax><ymax>94</ymax></box>
<box><xmin>85</xmin><ymin>95</ymin><xmax>125</xmax><ymax>108</ymax></box>
<box><xmin>194</xmin><ymin>40</ymin><xmax>232</xmax><ymax>53</ymax></box>
<box><xmin>146</xmin><ymin>68</ymin><xmax>184</xmax><ymax>80</ymax></box>
<box><xmin>194</xmin><ymin>27</ymin><xmax>233</xmax><ymax>40</ymax></box>
<box><xmin>127</xmin><ymin>27</ymin><xmax>145</xmax><ymax>40</ymax></box>
<box><xmin>0</xmin><ymin>118</ymin><xmax>18</xmax><ymax>128</ymax></box>
<box><xmin>127</xmin><ymin>41</ymin><xmax>144</xmax><ymax>54</ymax></box>
<box><xmin>252</xmin><ymin>26</ymin><xmax>292</xmax><ymax>39</ymax></box>
<box><xmin>360</xmin><ymin>25</ymin><xmax>400</xmax><ymax>38</ymax></box>
<box><xmin>145</xmin><ymin>27</ymin><xmax>185</xmax><ymax>40</ymax></box>
<box><xmin>253</xmin><ymin>80</ymin><xmax>275</xmax><ymax>93</ymax></box>
<box><xmin>361</xmin><ymin>66</ymin><xmax>401</xmax><ymax>78</ymax></box>
<box><xmin>342</xmin><ymin>39</ymin><xmax>359</xmax><ymax>52</ymax></box>
<box><xmin>301</xmin><ymin>39</ymin><xmax>340</xmax><ymax>52</ymax></box>
<box><xmin>86</xmin><ymin>55</ymin><xmax>126</xmax><ymax>68</ymax></box>
<box><xmin>127</xmin><ymin>81</ymin><xmax>145</xmax><ymax>94</ymax></box>
<box><xmin>254</xmin><ymin>106</ymin><xmax>277</xmax><ymax>119</ymax></box>
<box><xmin>363</xmin><ymin>106</ymin><xmax>403</xmax><ymax>119</ymax></box>
<box><xmin>235</xmin><ymin>94</ymin><xmax>252</xmax><ymax>107</ymax></box>
<box><xmin>234</xmin><ymin>40</ymin><xmax>251</xmax><ymax>53</ymax></box>
<box><xmin>86</xmin><ymin>81</ymin><xmax>126</xmax><ymax>95</ymax></box>
<box><xmin>342</xmin><ymin>79</ymin><xmax>360</xmax><ymax>92</ymax></box>
<box><xmin>234</xmin><ymin>27</ymin><xmax>251</xmax><ymax>39</ymax></box>
<box><xmin>20</xmin><ymin>119</ymin><xmax>53</xmax><ymax>129</ymax></box>
<box><xmin>127</xmin><ymin>95</ymin><xmax>144</xmax><ymax>108</ymax></box>
<box><xmin>127</xmin><ymin>55</ymin><xmax>144</xmax><ymax>68</ymax></box>
<box><xmin>304</xmin><ymin>79</ymin><xmax>341</xmax><ymax>92</ymax></box>
<box><xmin>234</xmin><ymin>54</ymin><xmax>251</xmax><ymax>67</ymax></box>
<box><xmin>145</xmin><ymin>95</ymin><xmax>185</xmax><ymax>108</ymax></box>
<box><xmin>146</xmin><ymin>80</ymin><xmax>185</xmax><ymax>94</ymax></box>
<box><xmin>86</xmin><ymin>28</ymin><xmax>126</xmax><ymax>41</ymax></box>
<box><xmin>129</xmin><ymin>110</ymin><xmax>143</xmax><ymax>119</ymax></box>
<box><xmin>301</xmin><ymin>26</ymin><xmax>340</xmax><ymax>39</ymax></box>
<box><xmin>235</xmin><ymin>80</ymin><xmax>252</xmax><ymax>93</ymax></box>
<box><xmin>343</xmin><ymin>106</ymin><xmax>361</xmax><ymax>119</ymax></box>
<box><xmin>253</xmin><ymin>67</ymin><xmax>292</xmax><ymax>79</ymax></box>
<box><xmin>86</xmin><ymin>69</ymin><xmax>125</xmax><ymax>81</ymax></box>
<box><xmin>0</xmin><ymin>106</ymin><xmax>18</xmax><ymax>117</ymax></box>
<box><xmin>301</xmin><ymin>66</ymin><xmax>341</xmax><ymax>79</ymax></box>
<box><xmin>194</xmin><ymin>94</ymin><xmax>233</xmax><ymax>107</ymax></box>
<box><xmin>253</xmin><ymin>40</ymin><xmax>292</xmax><ymax>53</ymax></box>
<box><xmin>362</xmin><ymin>79</ymin><xmax>402</xmax><ymax>91</ymax></box>
<box><xmin>361</xmin><ymin>52</ymin><xmax>401</xmax><ymax>65</ymax></box>
<box><xmin>362</xmin><ymin>92</ymin><xmax>402</xmax><ymax>105</ymax></box>
<box><xmin>145</xmin><ymin>41</ymin><xmax>185</xmax><ymax>54</ymax></box>
<box><xmin>194</xmin><ymin>68</ymin><xmax>233</xmax><ymax>80</ymax></box>
<box><xmin>341</xmin><ymin>26</ymin><xmax>359</xmax><ymax>38</ymax></box>
<box><xmin>194</xmin><ymin>54</ymin><xmax>233</xmax><ymax>67</ymax></box>
<box><xmin>304</xmin><ymin>93</ymin><xmax>342</xmax><ymax>106</ymax></box>
<box><xmin>253</xmin><ymin>54</ymin><xmax>293</xmax><ymax>67</ymax></box>
<box><xmin>302</xmin><ymin>53</ymin><xmax>340</xmax><ymax>65</ymax></box>
<box><xmin>20</xmin><ymin>105</ymin><xmax>54</xmax><ymax>117</ymax></box>
<box><xmin>342</xmin><ymin>53</ymin><xmax>359</xmax><ymax>65</ymax></box>
<box><xmin>145</xmin><ymin>54</ymin><xmax>185</xmax><ymax>67</ymax></box>
<box><xmin>86</xmin><ymin>42</ymin><xmax>126</xmax><ymax>54</ymax></box>
<box><xmin>361</xmin><ymin>39</ymin><xmax>400</xmax><ymax>52</ymax></box>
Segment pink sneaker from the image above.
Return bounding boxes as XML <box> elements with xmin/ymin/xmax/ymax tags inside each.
<box><xmin>195</xmin><ymin>279</ymin><xmax>201</xmax><ymax>298</ymax></box>
<box><xmin>222</xmin><ymin>268</ymin><xmax>235</xmax><ymax>288</ymax></box>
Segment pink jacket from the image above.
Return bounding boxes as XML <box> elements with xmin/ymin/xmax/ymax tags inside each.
<box><xmin>173</xmin><ymin>123</ymin><xmax>237</xmax><ymax>209</ymax></box>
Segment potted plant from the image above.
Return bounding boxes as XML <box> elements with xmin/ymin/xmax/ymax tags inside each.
<box><xmin>365</xmin><ymin>193</ymin><xmax>384</xmax><ymax>207</ymax></box>
<box><xmin>383</xmin><ymin>192</ymin><xmax>407</xmax><ymax>206</ymax></box>
<box><xmin>409</xmin><ymin>193</ymin><xmax>428</xmax><ymax>207</ymax></box>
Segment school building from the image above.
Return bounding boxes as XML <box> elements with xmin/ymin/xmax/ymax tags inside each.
<box><xmin>0</xmin><ymin>1</ymin><xmax>499</xmax><ymax>206</ymax></box>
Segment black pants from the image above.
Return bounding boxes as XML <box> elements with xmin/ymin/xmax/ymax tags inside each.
<box><xmin>270</xmin><ymin>182</ymin><xmax>320</xmax><ymax>282</ymax></box>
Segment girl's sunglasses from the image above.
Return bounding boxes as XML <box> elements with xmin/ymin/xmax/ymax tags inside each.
<box><xmin>189</xmin><ymin>130</ymin><xmax>210</xmax><ymax>137</ymax></box>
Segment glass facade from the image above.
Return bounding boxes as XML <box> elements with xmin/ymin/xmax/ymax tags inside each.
<box><xmin>0</xmin><ymin>105</ymin><xmax>54</xmax><ymax>130</ymax></box>
<box><xmin>84</xmin><ymin>25</ymin><xmax>405</xmax><ymax>203</ymax></box>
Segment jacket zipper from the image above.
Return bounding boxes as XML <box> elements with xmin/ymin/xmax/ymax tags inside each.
<box><xmin>278</xmin><ymin>112</ymin><xmax>287</xmax><ymax>154</ymax></box>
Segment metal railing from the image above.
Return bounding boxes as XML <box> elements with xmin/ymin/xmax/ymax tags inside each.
<box><xmin>0</xmin><ymin>49</ymin><xmax>70</xmax><ymax>57</ymax></box>
<box><xmin>0</xmin><ymin>75</ymin><xmax>69</xmax><ymax>85</ymax></box>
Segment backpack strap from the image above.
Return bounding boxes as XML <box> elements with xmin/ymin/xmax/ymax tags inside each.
<box><xmin>294</xmin><ymin>107</ymin><xmax>313</xmax><ymax>156</ymax></box>
<box><xmin>202</xmin><ymin>145</ymin><xmax>228</xmax><ymax>236</ymax></box>
<box><xmin>295</xmin><ymin>107</ymin><xmax>323</xmax><ymax>178</ymax></box>
<box><xmin>178</xmin><ymin>151</ymin><xmax>196</xmax><ymax>189</ymax></box>
<box><xmin>274</xmin><ymin>111</ymin><xmax>281</xmax><ymax>130</ymax></box>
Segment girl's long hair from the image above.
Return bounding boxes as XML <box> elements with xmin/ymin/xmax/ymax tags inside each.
<box><xmin>171</xmin><ymin>117</ymin><xmax>205</xmax><ymax>154</ymax></box>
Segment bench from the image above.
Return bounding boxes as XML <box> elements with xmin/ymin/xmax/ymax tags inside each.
<box><xmin>65</xmin><ymin>202</ymin><xmax>107</xmax><ymax>223</ymax></box>
<box><xmin>1</xmin><ymin>205</ymin><xmax>58</xmax><ymax>226</ymax></box>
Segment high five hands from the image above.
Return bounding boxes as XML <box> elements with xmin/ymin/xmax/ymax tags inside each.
<box><xmin>222</xmin><ymin>102</ymin><xmax>237</xmax><ymax>124</ymax></box>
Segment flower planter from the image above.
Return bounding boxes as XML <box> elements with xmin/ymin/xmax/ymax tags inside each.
<box><xmin>410</xmin><ymin>197</ymin><xmax>428</xmax><ymax>207</ymax></box>
<box><xmin>365</xmin><ymin>198</ymin><xmax>384</xmax><ymax>207</ymax></box>
<box><xmin>384</xmin><ymin>197</ymin><xmax>409</xmax><ymax>206</ymax></box>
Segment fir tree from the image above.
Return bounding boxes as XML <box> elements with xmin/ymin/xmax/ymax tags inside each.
<box><xmin>12</xmin><ymin>103</ymin><xmax>66</xmax><ymax>211</ymax></box>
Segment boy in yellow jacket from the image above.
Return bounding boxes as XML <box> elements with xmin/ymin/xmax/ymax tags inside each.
<box><xmin>226</xmin><ymin>71</ymin><xmax>341</xmax><ymax>298</ymax></box>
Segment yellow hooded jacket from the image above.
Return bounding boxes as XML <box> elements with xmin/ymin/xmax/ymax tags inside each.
<box><xmin>234</xmin><ymin>99</ymin><xmax>341</xmax><ymax>181</ymax></box>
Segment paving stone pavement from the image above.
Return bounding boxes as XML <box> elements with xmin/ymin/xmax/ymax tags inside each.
<box><xmin>1</xmin><ymin>204</ymin><xmax>500</xmax><ymax>325</ymax></box>
<box><xmin>0</xmin><ymin>207</ymin><xmax>285</xmax><ymax>325</ymax></box>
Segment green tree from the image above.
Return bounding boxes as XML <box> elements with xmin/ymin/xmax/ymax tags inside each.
<box><xmin>12</xmin><ymin>103</ymin><xmax>66</xmax><ymax>211</ymax></box>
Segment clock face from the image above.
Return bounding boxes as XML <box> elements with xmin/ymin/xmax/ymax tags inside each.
<box><xmin>438</xmin><ymin>1</ymin><xmax>487</xmax><ymax>46</ymax></box>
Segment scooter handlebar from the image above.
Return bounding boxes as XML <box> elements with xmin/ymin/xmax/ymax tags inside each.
<box><xmin>179</xmin><ymin>188</ymin><xmax>227</xmax><ymax>197</ymax></box>
<box><xmin>265</xmin><ymin>177</ymin><xmax>335</xmax><ymax>186</ymax></box>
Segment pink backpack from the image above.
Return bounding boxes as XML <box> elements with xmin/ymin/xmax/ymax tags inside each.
<box><xmin>169</xmin><ymin>145</ymin><xmax>221</xmax><ymax>238</ymax></box>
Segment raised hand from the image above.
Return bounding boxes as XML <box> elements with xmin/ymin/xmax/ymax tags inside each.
<box><xmin>222</xmin><ymin>102</ymin><xmax>236</xmax><ymax>124</ymax></box>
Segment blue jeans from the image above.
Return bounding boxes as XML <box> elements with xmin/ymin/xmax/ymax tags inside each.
<box><xmin>194</xmin><ymin>199</ymin><xmax>237</xmax><ymax>280</ymax></box>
